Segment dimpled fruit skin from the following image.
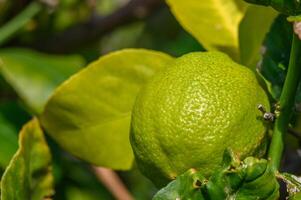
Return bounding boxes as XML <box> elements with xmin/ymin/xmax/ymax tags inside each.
<box><xmin>130</xmin><ymin>52</ymin><xmax>270</xmax><ymax>187</ymax></box>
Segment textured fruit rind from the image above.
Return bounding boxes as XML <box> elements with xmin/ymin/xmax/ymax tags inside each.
<box><xmin>130</xmin><ymin>52</ymin><xmax>270</xmax><ymax>187</ymax></box>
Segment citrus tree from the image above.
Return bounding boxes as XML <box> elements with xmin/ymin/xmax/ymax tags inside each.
<box><xmin>0</xmin><ymin>0</ymin><xmax>301</xmax><ymax>199</ymax></box>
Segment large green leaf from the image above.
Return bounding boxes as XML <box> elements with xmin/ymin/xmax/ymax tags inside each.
<box><xmin>0</xmin><ymin>48</ymin><xmax>85</xmax><ymax>114</ymax></box>
<box><xmin>41</xmin><ymin>49</ymin><xmax>174</xmax><ymax>170</ymax></box>
<box><xmin>166</xmin><ymin>0</ymin><xmax>247</xmax><ymax>59</ymax></box>
<box><xmin>239</xmin><ymin>5</ymin><xmax>277</xmax><ymax>70</ymax></box>
<box><xmin>0</xmin><ymin>118</ymin><xmax>54</xmax><ymax>200</ymax></box>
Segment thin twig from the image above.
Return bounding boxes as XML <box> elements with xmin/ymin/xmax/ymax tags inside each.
<box><xmin>93</xmin><ymin>166</ymin><xmax>134</xmax><ymax>200</ymax></box>
<box><xmin>30</xmin><ymin>0</ymin><xmax>163</xmax><ymax>53</ymax></box>
<box><xmin>0</xmin><ymin>1</ymin><xmax>42</xmax><ymax>46</ymax></box>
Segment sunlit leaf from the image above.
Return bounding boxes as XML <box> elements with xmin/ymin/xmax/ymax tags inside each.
<box><xmin>41</xmin><ymin>49</ymin><xmax>174</xmax><ymax>170</ymax></box>
<box><xmin>0</xmin><ymin>48</ymin><xmax>85</xmax><ymax>113</ymax></box>
<box><xmin>166</xmin><ymin>0</ymin><xmax>247</xmax><ymax>59</ymax></box>
<box><xmin>239</xmin><ymin>5</ymin><xmax>277</xmax><ymax>70</ymax></box>
<box><xmin>0</xmin><ymin>118</ymin><xmax>54</xmax><ymax>200</ymax></box>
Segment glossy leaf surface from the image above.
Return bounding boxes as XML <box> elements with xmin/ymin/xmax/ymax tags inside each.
<box><xmin>41</xmin><ymin>49</ymin><xmax>174</xmax><ymax>170</ymax></box>
<box><xmin>166</xmin><ymin>0</ymin><xmax>247</xmax><ymax>59</ymax></box>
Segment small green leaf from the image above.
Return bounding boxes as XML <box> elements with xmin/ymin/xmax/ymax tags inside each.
<box><xmin>233</xmin><ymin>158</ymin><xmax>278</xmax><ymax>199</ymax></box>
<box><xmin>239</xmin><ymin>5</ymin><xmax>277</xmax><ymax>70</ymax></box>
<box><xmin>0</xmin><ymin>118</ymin><xmax>54</xmax><ymax>200</ymax></box>
<box><xmin>166</xmin><ymin>0</ymin><xmax>247</xmax><ymax>59</ymax></box>
<box><xmin>0</xmin><ymin>48</ymin><xmax>85</xmax><ymax>113</ymax></box>
<box><xmin>153</xmin><ymin>169</ymin><xmax>206</xmax><ymax>200</ymax></box>
<box><xmin>41</xmin><ymin>49</ymin><xmax>174</xmax><ymax>170</ymax></box>
<box><xmin>154</xmin><ymin>149</ymin><xmax>279</xmax><ymax>200</ymax></box>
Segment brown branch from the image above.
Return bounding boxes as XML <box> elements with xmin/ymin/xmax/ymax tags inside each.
<box><xmin>32</xmin><ymin>0</ymin><xmax>163</xmax><ymax>53</ymax></box>
<box><xmin>93</xmin><ymin>167</ymin><xmax>134</xmax><ymax>200</ymax></box>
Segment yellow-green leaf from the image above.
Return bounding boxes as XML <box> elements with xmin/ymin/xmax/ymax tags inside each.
<box><xmin>0</xmin><ymin>118</ymin><xmax>54</xmax><ymax>200</ymax></box>
<box><xmin>239</xmin><ymin>5</ymin><xmax>277</xmax><ymax>70</ymax></box>
<box><xmin>41</xmin><ymin>49</ymin><xmax>174</xmax><ymax>170</ymax></box>
<box><xmin>0</xmin><ymin>48</ymin><xmax>85</xmax><ymax>114</ymax></box>
<box><xmin>166</xmin><ymin>0</ymin><xmax>247</xmax><ymax>59</ymax></box>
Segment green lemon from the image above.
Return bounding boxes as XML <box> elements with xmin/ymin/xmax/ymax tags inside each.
<box><xmin>130</xmin><ymin>51</ymin><xmax>270</xmax><ymax>187</ymax></box>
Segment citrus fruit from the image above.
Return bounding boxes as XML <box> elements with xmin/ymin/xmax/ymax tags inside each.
<box><xmin>130</xmin><ymin>51</ymin><xmax>270</xmax><ymax>187</ymax></box>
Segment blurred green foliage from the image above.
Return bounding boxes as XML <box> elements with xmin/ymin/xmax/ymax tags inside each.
<box><xmin>0</xmin><ymin>48</ymin><xmax>84</xmax><ymax>113</ymax></box>
<box><xmin>0</xmin><ymin>0</ymin><xmax>300</xmax><ymax>199</ymax></box>
<box><xmin>0</xmin><ymin>114</ymin><xmax>18</xmax><ymax>168</ymax></box>
<box><xmin>0</xmin><ymin>1</ymin><xmax>203</xmax><ymax>199</ymax></box>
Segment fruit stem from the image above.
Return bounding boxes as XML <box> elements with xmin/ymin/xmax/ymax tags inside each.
<box><xmin>0</xmin><ymin>1</ymin><xmax>42</xmax><ymax>46</ymax></box>
<box><xmin>268</xmin><ymin>25</ymin><xmax>301</xmax><ymax>171</ymax></box>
